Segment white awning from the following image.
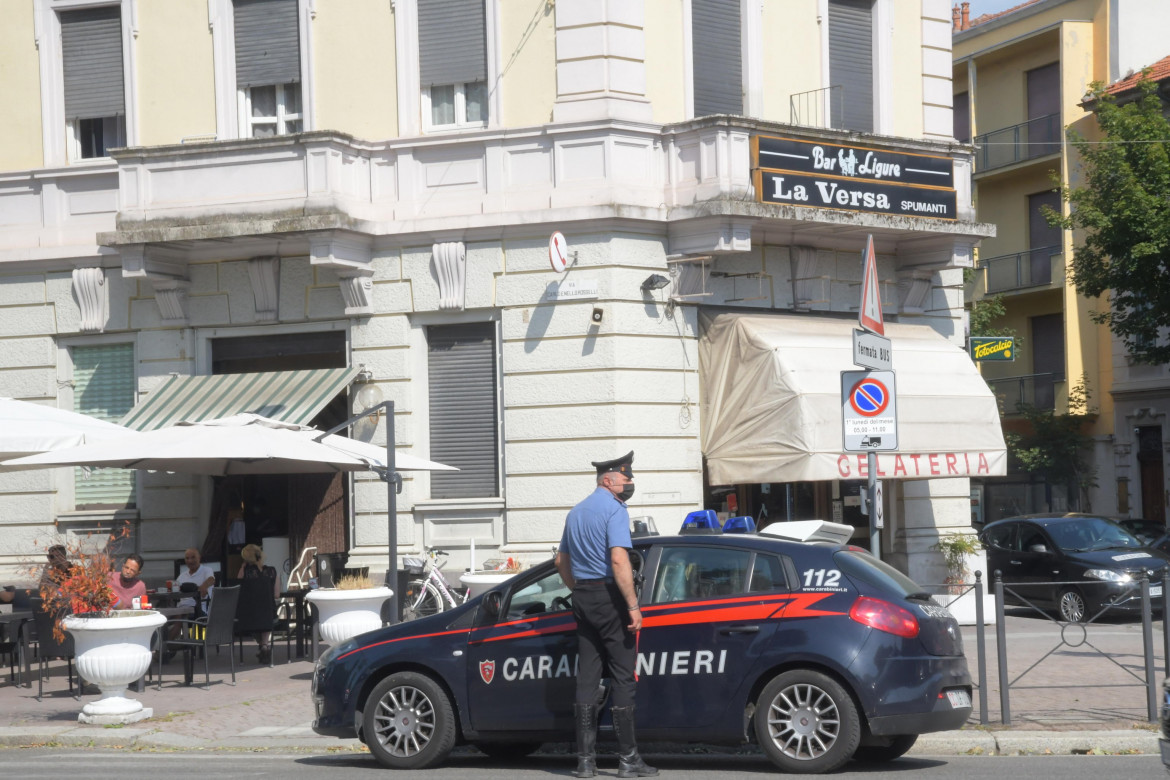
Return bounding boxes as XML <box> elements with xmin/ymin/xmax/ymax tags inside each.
<box><xmin>699</xmin><ymin>312</ymin><xmax>1007</xmax><ymax>484</ymax></box>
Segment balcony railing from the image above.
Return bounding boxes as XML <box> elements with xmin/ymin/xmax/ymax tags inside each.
<box><xmin>974</xmin><ymin>113</ymin><xmax>1061</xmax><ymax>173</ymax></box>
<box><xmin>789</xmin><ymin>85</ymin><xmax>843</xmax><ymax>130</ymax></box>
<box><xmin>986</xmin><ymin>373</ymin><xmax>1061</xmax><ymax>414</ymax></box>
<box><xmin>980</xmin><ymin>246</ymin><xmax>1062</xmax><ymax>293</ymax></box>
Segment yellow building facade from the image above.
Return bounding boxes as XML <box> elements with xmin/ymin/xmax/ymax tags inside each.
<box><xmin>954</xmin><ymin>0</ymin><xmax>1169</xmax><ymax>521</ymax></box>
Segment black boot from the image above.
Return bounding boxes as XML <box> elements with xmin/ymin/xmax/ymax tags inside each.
<box><xmin>573</xmin><ymin>703</ymin><xmax>597</xmax><ymax>778</ymax></box>
<box><xmin>611</xmin><ymin>705</ymin><xmax>658</xmax><ymax>778</ymax></box>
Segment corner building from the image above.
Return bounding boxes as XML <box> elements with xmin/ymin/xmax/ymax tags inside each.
<box><xmin>0</xmin><ymin>0</ymin><xmax>1002</xmax><ymax>589</ymax></box>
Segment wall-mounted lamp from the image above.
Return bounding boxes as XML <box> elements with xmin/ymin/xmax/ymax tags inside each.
<box><xmin>352</xmin><ymin>366</ymin><xmax>384</xmax><ymax>442</ymax></box>
<box><xmin>641</xmin><ymin>273</ymin><xmax>670</xmax><ymax>292</ymax></box>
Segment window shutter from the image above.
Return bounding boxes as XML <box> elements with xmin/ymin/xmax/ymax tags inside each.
<box><xmin>692</xmin><ymin>0</ymin><xmax>742</xmax><ymax>116</ymax></box>
<box><xmin>428</xmin><ymin>323</ymin><xmax>499</xmax><ymax>499</ymax></box>
<box><xmin>828</xmin><ymin>0</ymin><xmax>874</xmax><ymax>133</ymax></box>
<box><xmin>418</xmin><ymin>0</ymin><xmax>486</xmax><ymax>87</ymax></box>
<box><xmin>234</xmin><ymin>0</ymin><xmax>301</xmax><ymax>88</ymax></box>
<box><xmin>61</xmin><ymin>6</ymin><xmax>125</xmax><ymax>120</ymax></box>
<box><xmin>73</xmin><ymin>344</ymin><xmax>135</xmax><ymax>508</ymax></box>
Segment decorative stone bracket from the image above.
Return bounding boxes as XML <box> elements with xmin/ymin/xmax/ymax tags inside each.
<box><xmin>120</xmin><ymin>245</ymin><xmax>190</xmax><ymax>324</ymax></box>
<box><xmin>897</xmin><ymin>270</ymin><xmax>935</xmax><ymax>314</ymax></box>
<box><xmin>71</xmin><ymin>267</ymin><xmax>109</xmax><ymax>333</ymax></box>
<box><xmin>247</xmin><ymin>256</ymin><xmax>281</xmax><ymax>321</ymax></box>
<box><xmin>433</xmin><ymin>241</ymin><xmax>466</xmax><ymax>311</ymax></box>
<box><xmin>310</xmin><ymin>232</ymin><xmax>375</xmax><ymax>317</ymax></box>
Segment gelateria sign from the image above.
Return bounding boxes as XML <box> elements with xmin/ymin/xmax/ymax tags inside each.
<box><xmin>752</xmin><ymin>135</ymin><xmax>957</xmax><ymax>221</ymax></box>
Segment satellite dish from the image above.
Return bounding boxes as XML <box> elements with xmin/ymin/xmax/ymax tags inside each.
<box><xmin>549</xmin><ymin>231</ymin><xmax>568</xmax><ymax>272</ymax></box>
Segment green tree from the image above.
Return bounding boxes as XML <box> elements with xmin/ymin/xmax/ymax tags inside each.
<box><xmin>1050</xmin><ymin>75</ymin><xmax>1170</xmax><ymax>364</ymax></box>
<box><xmin>967</xmin><ymin>293</ymin><xmax>1015</xmax><ymax>340</ymax></box>
<box><xmin>1004</xmin><ymin>382</ymin><xmax>1098</xmax><ymax>510</ymax></box>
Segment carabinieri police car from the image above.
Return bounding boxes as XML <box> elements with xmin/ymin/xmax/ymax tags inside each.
<box><xmin>312</xmin><ymin>516</ymin><xmax>973</xmax><ymax>773</ymax></box>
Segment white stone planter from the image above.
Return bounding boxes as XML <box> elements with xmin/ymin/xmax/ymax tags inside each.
<box><xmin>306</xmin><ymin>586</ymin><xmax>392</xmax><ymax>645</ymax></box>
<box><xmin>460</xmin><ymin>571</ymin><xmax>515</xmax><ymax>599</ymax></box>
<box><xmin>63</xmin><ymin>610</ymin><xmax>167</xmax><ymax>724</ymax></box>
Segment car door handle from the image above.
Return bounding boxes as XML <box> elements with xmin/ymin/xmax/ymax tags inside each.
<box><xmin>719</xmin><ymin>625</ymin><xmax>760</xmax><ymax>635</ymax></box>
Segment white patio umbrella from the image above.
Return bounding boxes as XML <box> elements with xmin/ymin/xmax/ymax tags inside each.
<box><xmin>0</xmin><ymin>397</ymin><xmax>136</xmax><ymax>459</ymax></box>
<box><xmin>0</xmin><ymin>413</ymin><xmax>455</xmax><ymax>475</ymax></box>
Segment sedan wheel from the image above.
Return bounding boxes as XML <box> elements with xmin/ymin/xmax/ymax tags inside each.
<box><xmin>1058</xmin><ymin>587</ymin><xmax>1087</xmax><ymax>623</ymax></box>
<box><xmin>363</xmin><ymin>671</ymin><xmax>456</xmax><ymax>769</ymax></box>
<box><xmin>755</xmin><ymin>669</ymin><xmax>860</xmax><ymax>774</ymax></box>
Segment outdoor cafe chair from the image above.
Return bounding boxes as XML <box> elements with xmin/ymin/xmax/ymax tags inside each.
<box><xmin>232</xmin><ymin>577</ymin><xmax>290</xmax><ymax>667</ymax></box>
<box><xmin>30</xmin><ymin>599</ymin><xmax>77</xmax><ymax>701</ymax></box>
<box><xmin>161</xmin><ymin>585</ymin><xmax>240</xmax><ymax>689</ymax></box>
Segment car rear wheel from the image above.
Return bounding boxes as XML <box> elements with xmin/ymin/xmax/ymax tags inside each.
<box><xmin>473</xmin><ymin>741</ymin><xmax>543</xmax><ymax>760</ymax></box>
<box><xmin>363</xmin><ymin>671</ymin><xmax>456</xmax><ymax>769</ymax></box>
<box><xmin>1058</xmin><ymin>587</ymin><xmax>1087</xmax><ymax>623</ymax></box>
<box><xmin>754</xmin><ymin>669</ymin><xmax>860</xmax><ymax>774</ymax></box>
<box><xmin>852</xmin><ymin>734</ymin><xmax>918</xmax><ymax>763</ymax></box>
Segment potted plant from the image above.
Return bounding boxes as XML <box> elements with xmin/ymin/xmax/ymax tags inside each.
<box><xmin>460</xmin><ymin>556</ymin><xmax>522</xmax><ymax>599</ymax></box>
<box><xmin>305</xmin><ymin>572</ymin><xmax>392</xmax><ymax>645</ymax></box>
<box><xmin>36</xmin><ymin>529</ymin><xmax>165</xmax><ymax>724</ymax></box>
<box><xmin>932</xmin><ymin>533</ymin><xmax>981</xmax><ymax>593</ymax></box>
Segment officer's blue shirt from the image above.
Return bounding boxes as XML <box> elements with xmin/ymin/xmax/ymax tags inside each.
<box><xmin>560</xmin><ymin>487</ymin><xmax>632</xmax><ymax>581</ymax></box>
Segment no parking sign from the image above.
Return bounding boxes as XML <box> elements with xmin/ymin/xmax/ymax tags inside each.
<box><xmin>841</xmin><ymin>370</ymin><xmax>898</xmax><ymax>451</ymax></box>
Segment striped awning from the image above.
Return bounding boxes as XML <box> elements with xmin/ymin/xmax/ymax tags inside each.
<box><xmin>120</xmin><ymin>367</ymin><xmax>359</xmax><ymax>431</ymax></box>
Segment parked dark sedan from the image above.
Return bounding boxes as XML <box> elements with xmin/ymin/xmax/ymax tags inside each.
<box><xmin>980</xmin><ymin>513</ymin><xmax>1170</xmax><ymax>622</ymax></box>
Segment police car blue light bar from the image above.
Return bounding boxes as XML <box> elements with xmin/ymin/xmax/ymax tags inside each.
<box><xmin>722</xmin><ymin>515</ymin><xmax>757</xmax><ymax>534</ymax></box>
<box><xmin>680</xmin><ymin>510</ymin><xmax>721</xmax><ymax>534</ymax></box>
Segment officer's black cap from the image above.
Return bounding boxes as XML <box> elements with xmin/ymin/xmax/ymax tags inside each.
<box><xmin>592</xmin><ymin>451</ymin><xmax>634</xmax><ymax>479</ymax></box>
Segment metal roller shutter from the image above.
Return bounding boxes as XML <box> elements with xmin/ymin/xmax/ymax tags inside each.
<box><xmin>428</xmin><ymin>323</ymin><xmax>499</xmax><ymax>499</ymax></box>
<box><xmin>234</xmin><ymin>0</ymin><xmax>301</xmax><ymax>88</ymax></box>
<box><xmin>692</xmin><ymin>0</ymin><xmax>742</xmax><ymax>116</ymax></box>
<box><xmin>73</xmin><ymin>343</ymin><xmax>136</xmax><ymax>508</ymax></box>
<box><xmin>418</xmin><ymin>0</ymin><xmax>486</xmax><ymax>87</ymax></box>
<box><xmin>828</xmin><ymin>0</ymin><xmax>874</xmax><ymax>132</ymax></box>
<box><xmin>61</xmin><ymin>6</ymin><xmax>125</xmax><ymax>120</ymax></box>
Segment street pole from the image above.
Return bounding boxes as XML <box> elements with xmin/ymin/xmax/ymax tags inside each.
<box><xmin>318</xmin><ymin>399</ymin><xmax>399</xmax><ymax>624</ymax></box>
<box><xmin>868</xmin><ymin>451</ymin><xmax>879</xmax><ymax>557</ymax></box>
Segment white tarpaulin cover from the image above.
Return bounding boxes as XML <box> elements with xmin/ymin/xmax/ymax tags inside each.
<box><xmin>700</xmin><ymin>312</ymin><xmax>1007</xmax><ymax>484</ymax></box>
<box><xmin>0</xmin><ymin>397</ymin><xmax>135</xmax><ymax>459</ymax></box>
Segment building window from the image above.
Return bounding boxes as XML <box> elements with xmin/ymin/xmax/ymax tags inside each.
<box><xmin>427</xmin><ymin>323</ymin><xmax>499</xmax><ymax>498</ymax></box>
<box><xmin>1030</xmin><ymin>312</ymin><xmax>1064</xmax><ymax>411</ymax></box>
<box><xmin>691</xmin><ymin>0</ymin><xmax>743</xmax><ymax>117</ymax></box>
<box><xmin>72</xmin><ymin>343</ymin><xmax>135</xmax><ymax>509</ymax></box>
<box><xmin>61</xmin><ymin>6</ymin><xmax>126</xmax><ymax>160</ymax></box>
<box><xmin>419</xmin><ymin>0</ymin><xmax>487</xmax><ymax>130</ymax></box>
<box><xmin>234</xmin><ymin>0</ymin><xmax>302</xmax><ymax>138</ymax></box>
<box><xmin>954</xmin><ymin>91</ymin><xmax>970</xmax><ymax>142</ymax></box>
<box><xmin>828</xmin><ymin>0</ymin><xmax>874</xmax><ymax>133</ymax></box>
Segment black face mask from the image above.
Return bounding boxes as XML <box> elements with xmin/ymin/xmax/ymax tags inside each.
<box><xmin>617</xmin><ymin>482</ymin><xmax>635</xmax><ymax>503</ymax></box>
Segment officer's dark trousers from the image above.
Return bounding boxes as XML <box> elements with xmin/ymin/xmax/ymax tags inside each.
<box><xmin>572</xmin><ymin>582</ymin><xmax>636</xmax><ymax>708</ymax></box>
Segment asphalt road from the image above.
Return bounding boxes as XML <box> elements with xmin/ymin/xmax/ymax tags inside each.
<box><xmin>2</xmin><ymin>750</ymin><xmax>1163</xmax><ymax>779</ymax></box>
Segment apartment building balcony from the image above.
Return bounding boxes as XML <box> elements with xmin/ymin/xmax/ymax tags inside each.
<box><xmin>986</xmin><ymin>372</ymin><xmax>1065</xmax><ymax>415</ymax></box>
<box><xmin>978</xmin><ymin>246</ymin><xmax>1064</xmax><ymax>295</ymax></box>
<box><xmin>974</xmin><ymin>113</ymin><xmax>1061</xmax><ymax>175</ymax></box>
<box><xmin>0</xmin><ymin>161</ymin><xmax>118</xmax><ymax>264</ymax></box>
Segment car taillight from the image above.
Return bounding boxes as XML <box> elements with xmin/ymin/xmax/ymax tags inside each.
<box><xmin>849</xmin><ymin>596</ymin><xmax>919</xmax><ymax>638</ymax></box>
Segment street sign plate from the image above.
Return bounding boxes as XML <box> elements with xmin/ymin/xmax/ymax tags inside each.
<box><xmin>842</xmin><ymin>370</ymin><xmax>898</xmax><ymax>451</ymax></box>
<box><xmin>970</xmin><ymin>336</ymin><xmax>1015</xmax><ymax>361</ymax></box>
<box><xmin>853</xmin><ymin>329</ymin><xmax>892</xmax><ymax>370</ymax></box>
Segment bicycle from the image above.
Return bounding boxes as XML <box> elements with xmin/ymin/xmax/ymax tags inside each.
<box><xmin>402</xmin><ymin>548</ymin><xmax>466</xmax><ymax>621</ymax></box>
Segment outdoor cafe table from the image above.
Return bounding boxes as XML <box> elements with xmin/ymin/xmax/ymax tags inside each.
<box><xmin>151</xmin><ymin>605</ymin><xmax>194</xmax><ymax>689</ymax></box>
<box><xmin>281</xmin><ymin>589</ymin><xmax>310</xmax><ymax>658</ymax></box>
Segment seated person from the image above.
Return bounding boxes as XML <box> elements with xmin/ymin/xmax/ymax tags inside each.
<box><xmin>236</xmin><ymin>544</ymin><xmax>280</xmax><ymax>664</ymax></box>
<box><xmin>39</xmin><ymin>544</ymin><xmax>72</xmax><ymax>591</ymax></box>
<box><xmin>107</xmin><ymin>554</ymin><xmax>147</xmax><ymax>609</ymax></box>
<box><xmin>0</xmin><ymin>587</ymin><xmax>13</xmax><ymax>604</ymax></box>
<box><xmin>176</xmin><ymin>548</ymin><xmax>215</xmax><ymax>615</ymax></box>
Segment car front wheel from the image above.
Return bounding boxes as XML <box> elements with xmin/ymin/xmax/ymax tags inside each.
<box><xmin>363</xmin><ymin>671</ymin><xmax>456</xmax><ymax>769</ymax></box>
<box><xmin>754</xmin><ymin>669</ymin><xmax>860</xmax><ymax>774</ymax></box>
<box><xmin>1058</xmin><ymin>587</ymin><xmax>1087</xmax><ymax>623</ymax></box>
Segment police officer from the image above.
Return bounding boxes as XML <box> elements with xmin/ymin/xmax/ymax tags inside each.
<box><xmin>555</xmin><ymin>451</ymin><xmax>657</xmax><ymax>779</ymax></box>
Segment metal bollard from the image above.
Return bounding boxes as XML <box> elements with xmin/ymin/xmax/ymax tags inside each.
<box><xmin>1163</xmin><ymin>569</ymin><xmax>1170</xmax><ymax>679</ymax></box>
<box><xmin>974</xmin><ymin>571</ymin><xmax>988</xmax><ymax>725</ymax></box>
<box><xmin>994</xmin><ymin>570</ymin><xmax>1010</xmax><ymax>725</ymax></box>
<box><xmin>1141</xmin><ymin>574</ymin><xmax>1157</xmax><ymax>722</ymax></box>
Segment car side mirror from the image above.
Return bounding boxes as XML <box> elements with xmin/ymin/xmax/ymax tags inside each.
<box><xmin>483</xmin><ymin>591</ymin><xmax>502</xmax><ymax>619</ymax></box>
<box><xmin>1028</xmin><ymin>543</ymin><xmax>1048</xmax><ymax>554</ymax></box>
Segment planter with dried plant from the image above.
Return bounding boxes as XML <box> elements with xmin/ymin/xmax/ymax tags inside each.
<box><xmin>306</xmin><ymin>575</ymin><xmax>392</xmax><ymax>645</ymax></box>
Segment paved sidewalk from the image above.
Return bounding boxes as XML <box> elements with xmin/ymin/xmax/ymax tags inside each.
<box><xmin>0</xmin><ymin>613</ymin><xmax>1164</xmax><ymax>758</ymax></box>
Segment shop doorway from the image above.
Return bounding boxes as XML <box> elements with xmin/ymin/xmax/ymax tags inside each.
<box><xmin>1138</xmin><ymin>426</ymin><xmax>1165</xmax><ymax>526</ymax></box>
<box><xmin>199</xmin><ymin>331</ymin><xmax>350</xmax><ymax>579</ymax></box>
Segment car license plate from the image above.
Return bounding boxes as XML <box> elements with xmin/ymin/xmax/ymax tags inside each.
<box><xmin>1151</xmin><ymin>585</ymin><xmax>1163</xmax><ymax>598</ymax></box>
<box><xmin>946</xmin><ymin>689</ymin><xmax>971</xmax><ymax>708</ymax></box>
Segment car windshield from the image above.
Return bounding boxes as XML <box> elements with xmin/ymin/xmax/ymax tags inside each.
<box><xmin>1045</xmin><ymin>517</ymin><xmax>1143</xmax><ymax>552</ymax></box>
